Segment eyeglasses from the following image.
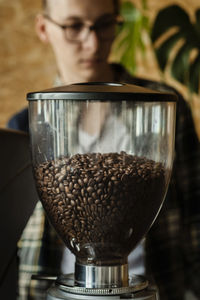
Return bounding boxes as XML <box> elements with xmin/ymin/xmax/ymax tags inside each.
<box><xmin>44</xmin><ymin>14</ymin><xmax>123</xmax><ymax>43</ymax></box>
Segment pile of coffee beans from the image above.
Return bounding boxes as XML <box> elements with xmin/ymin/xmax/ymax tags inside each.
<box><xmin>34</xmin><ymin>152</ymin><xmax>166</xmax><ymax>264</ymax></box>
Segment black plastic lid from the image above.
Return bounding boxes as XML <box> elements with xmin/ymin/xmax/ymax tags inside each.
<box><xmin>27</xmin><ymin>82</ymin><xmax>177</xmax><ymax>102</ymax></box>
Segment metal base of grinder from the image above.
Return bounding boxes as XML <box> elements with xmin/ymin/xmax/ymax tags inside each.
<box><xmin>47</xmin><ymin>273</ymin><xmax>159</xmax><ymax>300</ymax></box>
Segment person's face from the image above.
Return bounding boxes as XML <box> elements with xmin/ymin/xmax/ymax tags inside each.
<box><xmin>36</xmin><ymin>0</ymin><xmax>116</xmax><ymax>83</ymax></box>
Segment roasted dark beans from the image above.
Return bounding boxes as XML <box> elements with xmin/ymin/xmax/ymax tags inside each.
<box><xmin>34</xmin><ymin>152</ymin><xmax>166</xmax><ymax>264</ymax></box>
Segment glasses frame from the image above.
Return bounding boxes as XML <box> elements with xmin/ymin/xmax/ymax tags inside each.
<box><xmin>44</xmin><ymin>14</ymin><xmax>124</xmax><ymax>43</ymax></box>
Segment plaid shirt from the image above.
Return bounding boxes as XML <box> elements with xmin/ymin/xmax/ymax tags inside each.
<box><xmin>9</xmin><ymin>65</ymin><xmax>200</xmax><ymax>300</ymax></box>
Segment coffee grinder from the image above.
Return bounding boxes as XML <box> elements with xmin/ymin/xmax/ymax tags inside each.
<box><xmin>27</xmin><ymin>82</ymin><xmax>177</xmax><ymax>300</ymax></box>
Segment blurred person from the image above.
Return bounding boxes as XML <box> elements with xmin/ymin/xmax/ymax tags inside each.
<box><xmin>7</xmin><ymin>0</ymin><xmax>200</xmax><ymax>299</ymax></box>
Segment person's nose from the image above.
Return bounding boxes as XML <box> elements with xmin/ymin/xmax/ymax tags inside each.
<box><xmin>83</xmin><ymin>29</ymin><xmax>100</xmax><ymax>52</ymax></box>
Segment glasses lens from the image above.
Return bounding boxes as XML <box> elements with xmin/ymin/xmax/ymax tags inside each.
<box><xmin>65</xmin><ymin>23</ymin><xmax>85</xmax><ymax>41</ymax></box>
<box><xmin>64</xmin><ymin>17</ymin><xmax>121</xmax><ymax>42</ymax></box>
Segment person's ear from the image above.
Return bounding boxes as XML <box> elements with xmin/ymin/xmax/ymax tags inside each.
<box><xmin>35</xmin><ymin>14</ymin><xmax>49</xmax><ymax>43</ymax></box>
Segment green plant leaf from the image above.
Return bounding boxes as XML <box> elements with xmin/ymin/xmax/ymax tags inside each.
<box><xmin>195</xmin><ymin>9</ymin><xmax>200</xmax><ymax>36</ymax></box>
<box><xmin>171</xmin><ymin>42</ymin><xmax>193</xmax><ymax>84</ymax></box>
<box><xmin>111</xmin><ymin>1</ymin><xmax>150</xmax><ymax>75</ymax></box>
<box><xmin>189</xmin><ymin>54</ymin><xmax>200</xmax><ymax>93</ymax></box>
<box><xmin>155</xmin><ymin>32</ymin><xmax>183</xmax><ymax>70</ymax></box>
<box><xmin>120</xmin><ymin>1</ymin><xmax>141</xmax><ymax>22</ymax></box>
<box><xmin>151</xmin><ymin>5</ymin><xmax>200</xmax><ymax>94</ymax></box>
<box><xmin>151</xmin><ymin>5</ymin><xmax>191</xmax><ymax>42</ymax></box>
<box><xmin>195</xmin><ymin>9</ymin><xmax>200</xmax><ymax>27</ymax></box>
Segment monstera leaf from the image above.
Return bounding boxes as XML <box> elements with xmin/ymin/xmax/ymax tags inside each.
<box><xmin>112</xmin><ymin>1</ymin><xmax>149</xmax><ymax>74</ymax></box>
<box><xmin>151</xmin><ymin>5</ymin><xmax>200</xmax><ymax>94</ymax></box>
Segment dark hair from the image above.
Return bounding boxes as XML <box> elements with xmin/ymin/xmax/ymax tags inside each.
<box><xmin>43</xmin><ymin>0</ymin><xmax>120</xmax><ymax>14</ymax></box>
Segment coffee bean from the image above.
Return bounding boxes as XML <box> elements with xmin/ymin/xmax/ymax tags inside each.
<box><xmin>69</xmin><ymin>182</ymin><xmax>73</xmax><ymax>191</ymax></box>
<box><xmin>34</xmin><ymin>151</ymin><xmax>166</xmax><ymax>264</ymax></box>
<box><xmin>74</xmin><ymin>183</ymin><xmax>80</xmax><ymax>190</ymax></box>
<box><xmin>59</xmin><ymin>183</ymin><xmax>65</xmax><ymax>192</ymax></box>
<box><xmin>78</xmin><ymin>179</ymin><xmax>84</xmax><ymax>187</ymax></box>
<box><xmin>88</xmin><ymin>178</ymin><xmax>95</xmax><ymax>186</ymax></box>
<box><xmin>88</xmin><ymin>197</ymin><xmax>93</xmax><ymax>204</ymax></box>
<box><xmin>97</xmin><ymin>189</ymin><xmax>102</xmax><ymax>196</ymax></box>
<box><xmin>92</xmin><ymin>192</ymin><xmax>97</xmax><ymax>199</ymax></box>
<box><xmin>70</xmin><ymin>200</ymin><xmax>76</xmax><ymax>206</ymax></box>
<box><xmin>83</xmin><ymin>177</ymin><xmax>88</xmax><ymax>184</ymax></box>
<box><xmin>87</xmin><ymin>186</ymin><xmax>94</xmax><ymax>194</ymax></box>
